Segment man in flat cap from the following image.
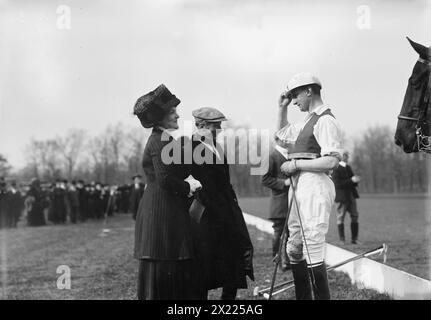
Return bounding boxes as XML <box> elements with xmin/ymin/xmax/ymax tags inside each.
<box><xmin>277</xmin><ymin>73</ymin><xmax>343</xmax><ymax>300</ymax></box>
<box><xmin>189</xmin><ymin>107</ymin><xmax>254</xmax><ymax>300</ymax></box>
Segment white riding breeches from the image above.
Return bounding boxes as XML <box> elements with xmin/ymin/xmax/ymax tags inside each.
<box><xmin>286</xmin><ymin>171</ymin><xmax>335</xmax><ymax>265</ymax></box>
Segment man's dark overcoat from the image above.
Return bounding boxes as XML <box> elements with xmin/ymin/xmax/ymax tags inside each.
<box><xmin>261</xmin><ymin>148</ymin><xmax>289</xmax><ymax>220</ymax></box>
<box><xmin>332</xmin><ymin>164</ymin><xmax>359</xmax><ymax>203</ymax></box>
<box><xmin>190</xmin><ymin>137</ymin><xmax>254</xmax><ymax>290</ymax></box>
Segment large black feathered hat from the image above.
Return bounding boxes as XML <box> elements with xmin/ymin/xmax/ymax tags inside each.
<box><xmin>133</xmin><ymin>84</ymin><xmax>181</xmax><ymax>128</ymax></box>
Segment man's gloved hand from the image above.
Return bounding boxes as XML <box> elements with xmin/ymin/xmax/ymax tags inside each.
<box><xmin>351</xmin><ymin>175</ymin><xmax>361</xmax><ymax>183</ymax></box>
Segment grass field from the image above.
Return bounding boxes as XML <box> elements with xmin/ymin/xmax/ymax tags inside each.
<box><xmin>1</xmin><ymin>196</ymin><xmax>404</xmax><ymax>300</ymax></box>
<box><xmin>239</xmin><ymin>193</ymin><xmax>431</xmax><ymax>280</ymax></box>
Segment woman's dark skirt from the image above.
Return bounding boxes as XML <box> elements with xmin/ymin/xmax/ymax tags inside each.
<box><xmin>137</xmin><ymin>259</ymin><xmax>200</xmax><ymax>300</ymax></box>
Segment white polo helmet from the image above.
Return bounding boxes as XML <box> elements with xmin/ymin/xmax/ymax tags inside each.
<box><xmin>286</xmin><ymin>72</ymin><xmax>322</xmax><ymax>95</ymax></box>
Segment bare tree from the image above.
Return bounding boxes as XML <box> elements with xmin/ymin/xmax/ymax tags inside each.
<box><xmin>43</xmin><ymin>139</ymin><xmax>62</xmax><ymax>180</ymax></box>
<box><xmin>124</xmin><ymin>127</ymin><xmax>149</xmax><ymax>181</ymax></box>
<box><xmin>0</xmin><ymin>154</ymin><xmax>11</xmax><ymax>177</ymax></box>
<box><xmin>86</xmin><ymin>135</ymin><xmax>109</xmax><ymax>183</ymax></box>
<box><xmin>25</xmin><ymin>139</ymin><xmax>42</xmax><ymax>179</ymax></box>
<box><xmin>351</xmin><ymin>125</ymin><xmax>428</xmax><ymax>193</ymax></box>
<box><xmin>106</xmin><ymin>123</ymin><xmax>125</xmax><ymax>182</ymax></box>
<box><xmin>55</xmin><ymin>129</ymin><xmax>86</xmax><ymax>180</ymax></box>
<box><xmin>24</xmin><ymin>139</ymin><xmax>61</xmax><ymax>181</ymax></box>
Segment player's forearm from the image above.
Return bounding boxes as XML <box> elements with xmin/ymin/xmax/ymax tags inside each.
<box><xmin>278</xmin><ymin>106</ymin><xmax>288</xmax><ymax>130</ymax></box>
<box><xmin>296</xmin><ymin>156</ymin><xmax>339</xmax><ymax>172</ymax></box>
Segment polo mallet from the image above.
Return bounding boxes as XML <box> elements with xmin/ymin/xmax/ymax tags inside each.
<box><xmin>255</xmin><ymin>243</ymin><xmax>388</xmax><ymax>299</ymax></box>
<box><xmin>267</xmin><ymin>192</ymin><xmax>294</xmax><ymax>300</ymax></box>
<box><xmin>103</xmin><ymin>191</ymin><xmax>114</xmax><ymax>225</ymax></box>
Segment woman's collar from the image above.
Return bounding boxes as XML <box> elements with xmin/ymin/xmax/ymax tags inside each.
<box><xmin>156</xmin><ymin>126</ymin><xmax>182</xmax><ymax>140</ymax></box>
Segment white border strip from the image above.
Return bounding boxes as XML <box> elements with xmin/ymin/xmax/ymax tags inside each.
<box><xmin>243</xmin><ymin>212</ymin><xmax>431</xmax><ymax>300</ymax></box>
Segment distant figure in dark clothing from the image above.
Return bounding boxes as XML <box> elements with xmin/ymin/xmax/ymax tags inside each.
<box><xmin>76</xmin><ymin>180</ymin><xmax>88</xmax><ymax>221</ymax></box>
<box><xmin>119</xmin><ymin>185</ymin><xmax>131</xmax><ymax>213</ymax></box>
<box><xmin>8</xmin><ymin>181</ymin><xmax>24</xmax><ymax>227</ymax></box>
<box><xmin>261</xmin><ymin>135</ymin><xmax>291</xmax><ymax>271</ymax></box>
<box><xmin>94</xmin><ymin>182</ymin><xmax>104</xmax><ymax>219</ymax></box>
<box><xmin>100</xmin><ymin>185</ymin><xmax>108</xmax><ymax>217</ymax></box>
<box><xmin>87</xmin><ymin>184</ymin><xmax>96</xmax><ymax>219</ymax></box>
<box><xmin>49</xmin><ymin>179</ymin><xmax>68</xmax><ymax>224</ymax></box>
<box><xmin>0</xmin><ymin>178</ymin><xmax>8</xmax><ymax>229</ymax></box>
<box><xmin>67</xmin><ymin>181</ymin><xmax>80</xmax><ymax>223</ymax></box>
<box><xmin>105</xmin><ymin>185</ymin><xmax>117</xmax><ymax>217</ymax></box>
<box><xmin>332</xmin><ymin>151</ymin><xmax>361</xmax><ymax>244</ymax></box>
<box><xmin>63</xmin><ymin>179</ymin><xmax>71</xmax><ymax>220</ymax></box>
<box><xmin>25</xmin><ymin>178</ymin><xmax>46</xmax><ymax>226</ymax></box>
<box><xmin>129</xmin><ymin>175</ymin><xmax>145</xmax><ymax>220</ymax></box>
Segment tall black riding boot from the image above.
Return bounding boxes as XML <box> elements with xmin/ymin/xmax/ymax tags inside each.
<box><xmin>351</xmin><ymin>222</ymin><xmax>359</xmax><ymax>244</ymax></box>
<box><xmin>337</xmin><ymin>224</ymin><xmax>345</xmax><ymax>242</ymax></box>
<box><xmin>291</xmin><ymin>260</ymin><xmax>312</xmax><ymax>300</ymax></box>
<box><xmin>310</xmin><ymin>262</ymin><xmax>330</xmax><ymax>300</ymax></box>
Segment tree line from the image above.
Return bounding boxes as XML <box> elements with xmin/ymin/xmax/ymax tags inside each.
<box><xmin>350</xmin><ymin>125</ymin><xmax>428</xmax><ymax>194</ymax></box>
<box><xmin>2</xmin><ymin>123</ymin><xmax>429</xmax><ymax>194</ymax></box>
<box><xmin>11</xmin><ymin>123</ymin><xmax>150</xmax><ymax>185</ymax></box>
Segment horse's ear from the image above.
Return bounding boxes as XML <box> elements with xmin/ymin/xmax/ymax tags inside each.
<box><xmin>407</xmin><ymin>36</ymin><xmax>431</xmax><ymax>60</ymax></box>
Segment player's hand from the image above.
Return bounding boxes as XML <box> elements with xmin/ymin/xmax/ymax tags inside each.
<box><xmin>278</xmin><ymin>91</ymin><xmax>292</xmax><ymax>109</ymax></box>
<box><xmin>351</xmin><ymin>175</ymin><xmax>361</xmax><ymax>183</ymax></box>
<box><xmin>281</xmin><ymin>160</ymin><xmax>298</xmax><ymax>175</ymax></box>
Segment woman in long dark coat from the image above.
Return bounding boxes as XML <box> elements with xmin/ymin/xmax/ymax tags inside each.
<box><xmin>133</xmin><ymin>84</ymin><xmax>202</xmax><ymax>300</ymax></box>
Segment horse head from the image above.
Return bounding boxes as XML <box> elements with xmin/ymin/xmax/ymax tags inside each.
<box><xmin>395</xmin><ymin>37</ymin><xmax>431</xmax><ymax>153</ymax></box>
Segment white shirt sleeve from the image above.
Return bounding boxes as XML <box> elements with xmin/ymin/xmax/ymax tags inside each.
<box><xmin>313</xmin><ymin>115</ymin><xmax>343</xmax><ymax>160</ymax></box>
<box><xmin>276</xmin><ymin>122</ymin><xmax>303</xmax><ymax>145</ymax></box>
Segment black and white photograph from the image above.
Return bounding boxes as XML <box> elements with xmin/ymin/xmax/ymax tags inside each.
<box><xmin>0</xmin><ymin>0</ymin><xmax>430</xmax><ymax>308</ymax></box>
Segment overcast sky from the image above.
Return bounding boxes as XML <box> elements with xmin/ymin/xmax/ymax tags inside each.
<box><xmin>0</xmin><ymin>0</ymin><xmax>430</xmax><ymax>168</ymax></box>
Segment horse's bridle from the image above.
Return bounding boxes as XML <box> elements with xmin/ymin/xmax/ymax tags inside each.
<box><xmin>397</xmin><ymin>58</ymin><xmax>431</xmax><ymax>153</ymax></box>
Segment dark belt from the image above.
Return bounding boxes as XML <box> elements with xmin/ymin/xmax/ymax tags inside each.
<box><xmin>287</xmin><ymin>152</ymin><xmax>320</xmax><ymax>160</ymax></box>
